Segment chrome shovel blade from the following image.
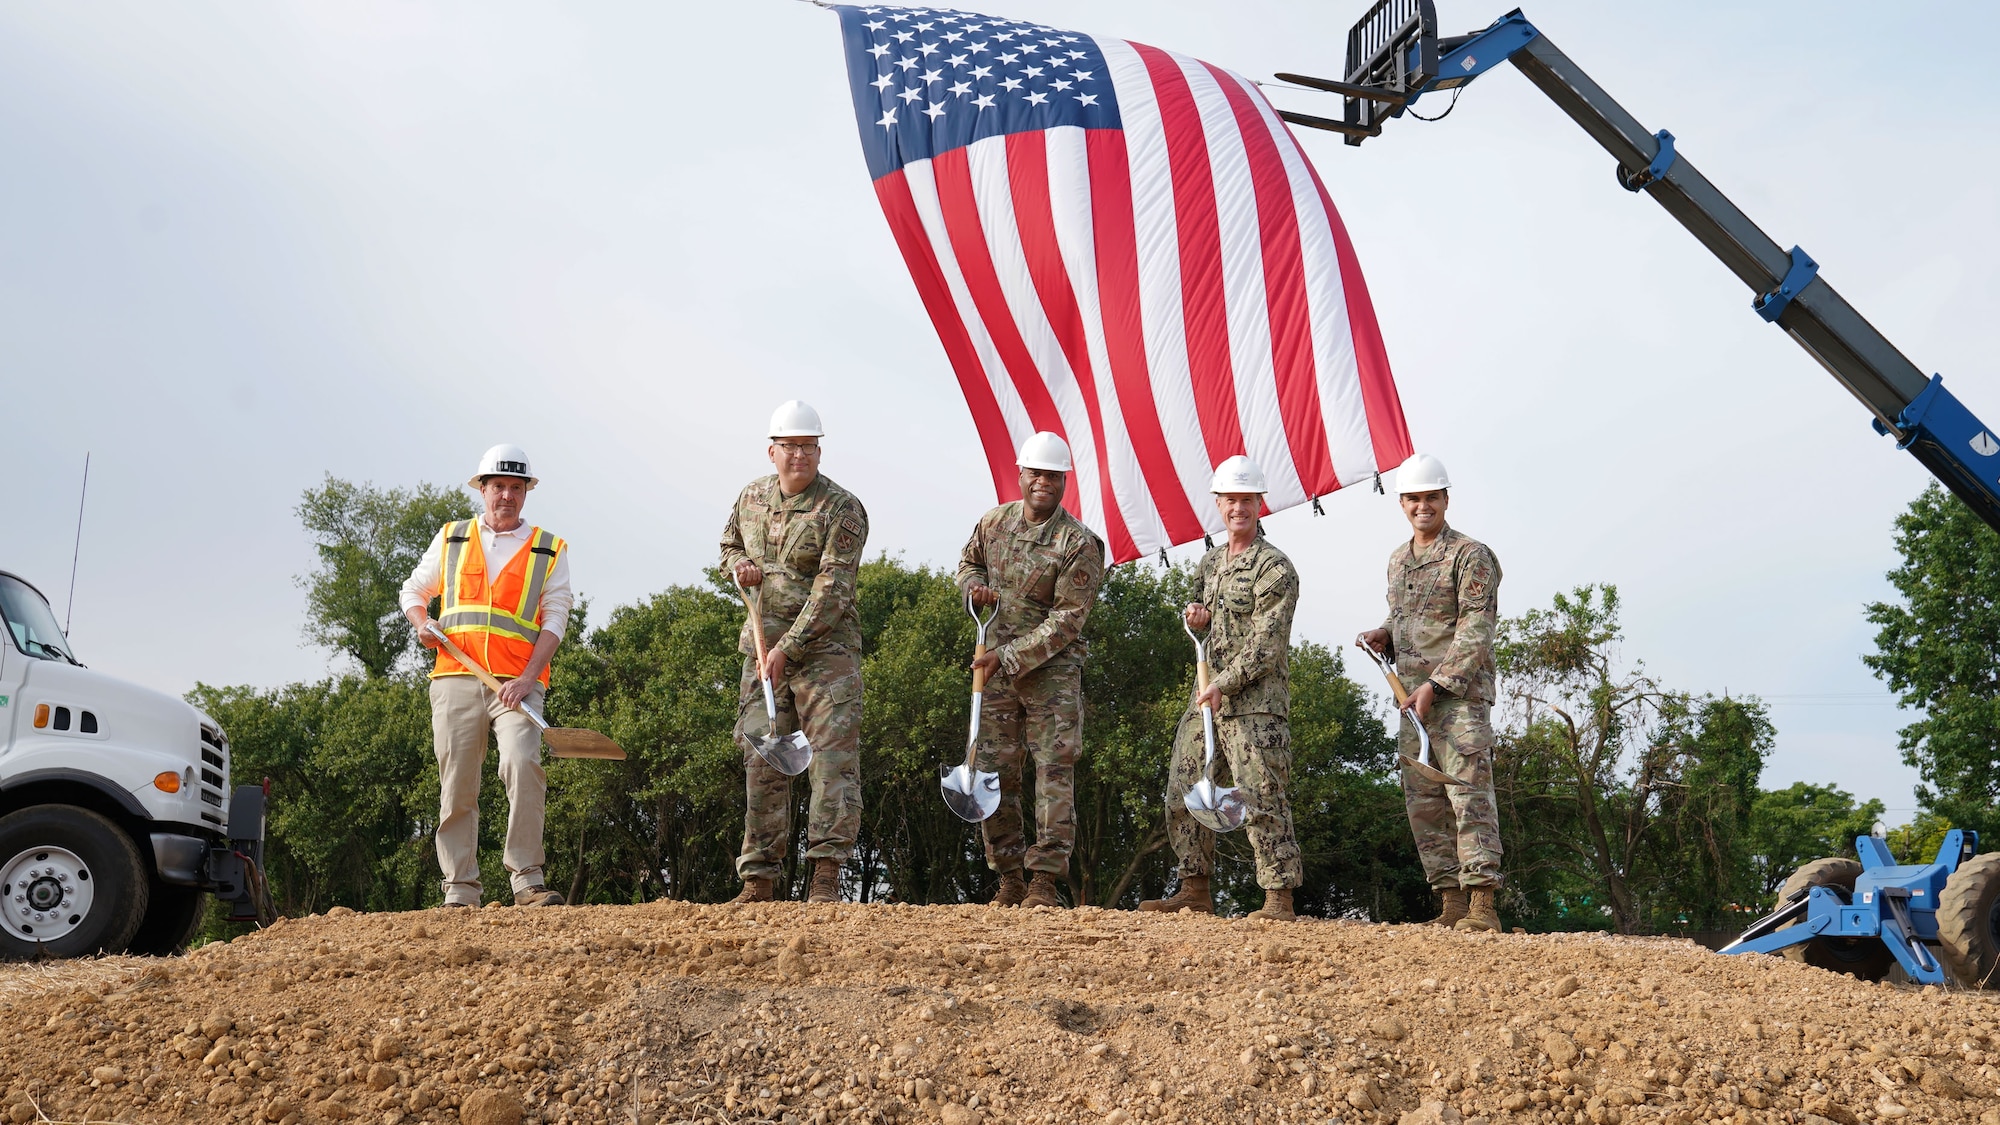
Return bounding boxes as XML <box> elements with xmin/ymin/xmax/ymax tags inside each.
<box><xmin>940</xmin><ymin>763</ymin><xmax>1001</xmax><ymax>823</ymax></box>
<box><xmin>1185</xmin><ymin>778</ymin><xmax>1247</xmax><ymax>833</ymax></box>
<box><xmin>1398</xmin><ymin>709</ymin><xmax>1470</xmax><ymax>788</ymax></box>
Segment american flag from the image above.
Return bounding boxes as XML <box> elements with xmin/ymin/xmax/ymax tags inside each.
<box><xmin>830</xmin><ymin>4</ymin><xmax>1413</xmax><ymax>563</ymax></box>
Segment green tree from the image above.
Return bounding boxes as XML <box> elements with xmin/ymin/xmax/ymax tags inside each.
<box><xmin>1864</xmin><ymin>482</ymin><xmax>2000</xmax><ymax>842</ymax></box>
<box><xmin>1746</xmin><ymin>782</ymin><xmax>1886</xmax><ymax>899</ymax></box>
<box><xmin>296</xmin><ymin>475</ymin><xmax>475</xmax><ymax>678</ymax></box>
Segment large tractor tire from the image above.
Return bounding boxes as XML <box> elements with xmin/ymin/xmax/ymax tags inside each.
<box><xmin>1776</xmin><ymin>856</ymin><xmax>1894</xmax><ymax>982</ymax></box>
<box><xmin>0</xmin><ymin>805</ymin><xmax>149</xmax><ymax>960</ymax></box>
<box><xmin>1938</xmin><ymin>852</ymin><xmax>2000</xmax><ymax>989</ymax></box>
<box><xmin>125</xmin><ymin>883</ymin><xmax>209</xmax><ymax>957</ymax></box>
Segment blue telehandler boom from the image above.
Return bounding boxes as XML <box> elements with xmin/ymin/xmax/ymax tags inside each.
<box><xmin>1282</xmin><ymin>1</ymin><xmax>2000</xmax><ymax>986</ymax></box>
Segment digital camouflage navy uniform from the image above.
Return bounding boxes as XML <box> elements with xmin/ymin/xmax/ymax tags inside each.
<box><xmin>1164</xmin><ymin>533</ymin><xmax>1304</xmax><ymax>890</ymax></box>
<box><xmin>956</xmin><ymin>501</ymin><xmax>1106</xmax><ymax>878</ymax></box>
<box><xmin>1382</xmin><ymin>525</ymin><xmax>1504</xmax><ymax>890</ymax></box>
<box><xmin>720</xmin><ymin>473</ymin><xmax>869</xmax><ymax>882</ymax></box>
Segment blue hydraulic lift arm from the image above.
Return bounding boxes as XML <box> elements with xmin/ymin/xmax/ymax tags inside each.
<box><xmin>1278</xmin><ymin>8</ymin><xmax>2000</xmax><ymax>533</ymax></box>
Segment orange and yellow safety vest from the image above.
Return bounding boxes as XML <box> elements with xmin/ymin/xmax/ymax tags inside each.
<box><xmin>431</xmin><ymin>519</ymin><xmax>566</xmax><ymax>687</ymax></box>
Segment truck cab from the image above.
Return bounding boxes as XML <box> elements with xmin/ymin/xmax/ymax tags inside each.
<box><xmin>0</xmin><ymin>570</ymin><xmax>269</xmax><ymax>958</ymax></box>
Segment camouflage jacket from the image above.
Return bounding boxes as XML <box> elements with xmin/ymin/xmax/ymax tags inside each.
<box><xmin>719</xmin><ymin>473</ymin><xmax>869</xmax><ymax>661</ymax></box>
<box><xmin>955</xmin><ymin>502</ymin><xmax>1106</xmax><ymax>676</ymax></box>
<box><xmin>1380</xmin><ymin>525</ymin><xmax>1501</xmax><ymax>704</ymax></box>
<box><xmin>1194</xmin><ymin>534</ymin><xmax>1299</xmax><ymax>718</ymax></box>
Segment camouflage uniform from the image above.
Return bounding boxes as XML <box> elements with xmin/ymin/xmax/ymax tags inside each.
<box><xmin>1382</xmin><ymin>525</ymin><xmax>1504</xmax><ymax>890</ymax></box>
<box><xmin>956</xmin><ymin>501</ymin><xmax>1106</xmax><ymax>877</ymax></box>
<box><xmin>1164</xmin><ymin>534</ymin><xmax>1303</xmax><ymax>890</ymax></box>
<box><xmin>720</xmin><ymin>473</ymin><xmax>869</xmax><ymax>882</ymax></box>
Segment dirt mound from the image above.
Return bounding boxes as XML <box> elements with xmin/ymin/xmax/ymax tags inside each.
<box><xmin>5</xmin><ymin>901</ymin><xmax>2000</xmax><ymax>1125</ymax></box>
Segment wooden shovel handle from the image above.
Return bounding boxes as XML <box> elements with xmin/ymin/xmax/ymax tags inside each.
<box><xmin>972</xmin><ymin>642</ymin><xmax>988</xmax><ymax>694</ymax></box>
<box><xmin>426</xmin><ymin>624</ymin><xmax>511</xmax><ymax>696</ymax></box>
<box><xmin>736</xmin><ymin>579</ymin><xmax>772</xmax><ymax>668</ymax></box>
<box><xmin>1195</xmin><ymin>657</ymin><xmax>1211</xmax><ymax>694</ymax></box>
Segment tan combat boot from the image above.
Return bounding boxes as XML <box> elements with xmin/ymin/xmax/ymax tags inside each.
<box><xmin>513</xmin><ymin>884</ymin><xmax>566</xmax><ymax>907</ymax></box>
<box><xmin>731</xmin><ymin>876</ymin><xmax>775</xmax><ymax>905</ymax></box>
<box><xmin>1138</xmin><ymin>875</ymin><xmax>1213</xmax><ymax>914</ymax></box>
<box><xmin>1431</xmin><ymin>887</ymin><xmax>1469</xmax><ymax>927</ymax></box>
<box><xmin>1021</xmin><ymin>872</ymin><xmax>1066</xmax><ymax>909</ymax></box>
<box><xmin>1251</xmin><ymin>887</ymin><xmax>1296</xmax><ymax>921</ymax></box>
<box><xmin>990</xmin><ymin>870</ymin><xmax>1027</xmax><ymax>907</ymax></box>
<box><xmin>1454</xmin><ymin>887</ymin><xmax>1500</xmax><ymax>932</ymax></box>
<box><xmin>806</xmin><ymin>858</ymin><xmax>842</xmax><ymax>904</ymax></box>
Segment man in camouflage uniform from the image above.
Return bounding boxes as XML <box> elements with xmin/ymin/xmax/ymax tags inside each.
<box><xmin>958</xmin><ymin>431</ymin><xmax>1106</xmax><ymax>910</ymax></box>
<box><xmin>719</xmin><ymin>400</ymin><xmax>868</xmax><ymax>905</ymax></box>
<box><xmin>1359</xmin><ymin>452</ymin><xmax>1504</xmax><ymax>932</ymax></box>
<box><xmin>1140</xmin><ymin>455</ymin><xmax>1303</xmax><ymax>921</ymax></box>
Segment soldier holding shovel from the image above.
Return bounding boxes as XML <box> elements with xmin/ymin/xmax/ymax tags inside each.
<box><xmin>720</xmin><ymin>401</ymin><xmax>870</xmax><ymax>905</ymax></box>
<box><xmin>1357</xmin><ymin>453</ymin><xmax>1506</xmax><ymax>933</ymax></box>
<box><xmin>957</xmin><ymin>432</ymin><xmax>1106</xmax><ymax>910</ymax></box>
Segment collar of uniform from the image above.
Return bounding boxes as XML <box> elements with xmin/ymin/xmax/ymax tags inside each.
<box><xmin>774</xmin><ymin>473</ymin><xmax>827</xmax><ymax>512</ymax></box>
<box><xmin>479</xmin><ymin>514</ymin><xmax>533</xmax><ymax>540</ymax></box>
<box><xmin>1007</xmin><ymin>500</ymin><xmax>1069</xmax><ymax>544</ymax></box>
<box><xmin>1398</xmin><ymin>524</ymin><xmax>1459</xmax><ymax>569</ymax></box>
<box><xmin>1216</xmin><ymin>533</ymin><xmax>1268</xmax><ymax>573</ymax></box>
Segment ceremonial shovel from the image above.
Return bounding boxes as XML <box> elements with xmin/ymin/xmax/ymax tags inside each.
<box><xmin>423</xmin><ymin>624</ymin><xmax>625</xmax><ymax>759</ymax></box>
<box><xmin>733</xmin><ymin>578</ymin><xmax>814</xmax><ymax>777</ymax></box>
<box><xmin>1356</xmin><ymin>642</ymin><xmax>1470</xmax><ymax>788</ymax></box>
<box><xmin>1183</xmin><ymin>619</ymin><xmax>1248</xmax><ymax>833</ymax></box>
<box><xmin>940</xmin><ymin>593</ymin><xmax>1002</xmax><ymax>823</ymax></box>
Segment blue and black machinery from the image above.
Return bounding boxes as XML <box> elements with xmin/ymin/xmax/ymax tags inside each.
<box><xmin>1284</xmin><ymin>1</ymin><xmax>2000</xmax><ymax>985</ymax></box>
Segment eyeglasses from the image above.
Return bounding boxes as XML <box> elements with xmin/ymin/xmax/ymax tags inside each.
<box><xmin>774</xmin><ymin>442</ymin><xmax>821</xmax><ymax>459</ymax></box>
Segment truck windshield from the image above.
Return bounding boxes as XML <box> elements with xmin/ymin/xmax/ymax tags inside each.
<box><xmin>0</xmin><ymin>575</ymin><xmax>78</xmax><ymax>663</ymax></box>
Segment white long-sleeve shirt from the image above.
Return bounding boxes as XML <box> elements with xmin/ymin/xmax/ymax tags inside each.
<box><xmin>399</xmin><ymin>514</ymin><xmax>572</xmax><ymax>640</ymax></box>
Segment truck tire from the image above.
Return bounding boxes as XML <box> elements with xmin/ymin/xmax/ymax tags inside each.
<box><xmin>125</xmin><ymin>883</ymin><xmax>208</xmax><ymax>957</ymax></box>
<box><xmin>1938</xmin><ymin>852</ymin><xmax>2000</xmax><ymax>989</ymax></box>
<box><xmin>0</xmin><ymin>805</ymin><xmax>150</xmax><ymax>960</ymax></box>
<box><xmin>1776</xmin><ymin>856</ymin><xmax>1894</xmax><ymax>981</ymax></box>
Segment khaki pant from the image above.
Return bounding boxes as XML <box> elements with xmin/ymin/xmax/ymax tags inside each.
<box><xmin>430</xmin><ymin>674</ymin><xmax>547</xmax><ymax>905</ymax></box>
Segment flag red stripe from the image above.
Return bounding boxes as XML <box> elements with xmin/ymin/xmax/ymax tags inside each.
<box><xmin>1084</xmin><ymin>129</ymin><xmax>1206</xmax><ymax>546</ymax></box>
<box><xmin>1004</xmin><ymin>132</ymin><xmax>1139</xmax><ymax>562</ymax></box>
<box><xmin>874</xmin><ymin>170</ymin><xmax>1020</xmax><ymax>501</ymax></box>
<box><xmin>1304</xmin><ymin>159</ymin><xmax>1412</xmax><ymax>471</ymax></box>
<box><xmin>1204</xmin><ymin>62</ymin><xmax>1340</xmax><ymax>498</ymax></box>
<box><xmin>1132</xmin><ymin>42</ymin><xmax>1245</xmax><ymax>468</ymax></box>
<box><xmin>931</xmin><ymin>146</ymin><xmax>1080</xmax><ymax>517</ymax></box>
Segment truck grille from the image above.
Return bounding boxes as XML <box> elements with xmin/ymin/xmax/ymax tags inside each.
<box><xmin>199</xmin><ymin>723</ymin><xmax>229</xmax><ymax>827</ymax></box>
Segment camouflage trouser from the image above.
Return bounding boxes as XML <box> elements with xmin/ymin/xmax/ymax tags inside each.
<box><xmin>735</xmin><ymin>647</ymin><xmax>862</xmax><ymax>881</ymax></box>
<box><xmin>1400</xmin><ymin>697</ymin><xmax>1503</xmax><ymax>890</ymax></box>
<box><xmin>975</xmin><ymin>660</ymin><xmax>1081</xmax><ymax>876</ymax></box>
<box><xmin>1164</xmin><ymin>708</ymin><xmax>1302</xmax><ymax>889</ymax></box>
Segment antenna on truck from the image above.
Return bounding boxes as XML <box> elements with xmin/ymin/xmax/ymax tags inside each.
<box><xmin>65</xmin><ymin>452</ymin><xmax>89</xmax><ymax>635</ymax></box>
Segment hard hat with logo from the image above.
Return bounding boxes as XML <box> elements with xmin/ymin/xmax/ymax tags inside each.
<box><xmin>1395</xmin><ymin>452</ymin><xmax>1451</xmax><ymax>494</ymax></box>
<box><xmin>1209</xmin><ymin>454</ymin><xmax>1268</xmax><ymax>494</ymax></box>
<box><xmin>769</xmin><ymin>400</ymin><xmax>825</xmax><ymax>439</ymax></box>
<box><xmin>1016</xmin><ymin>431</ymin><xmax>1073</xmax><ymax>472</ymax></box>
<box><xmin>468</xmin><ymin>444</ymin><xmax>538</xmax><ymax>490</ymax></box>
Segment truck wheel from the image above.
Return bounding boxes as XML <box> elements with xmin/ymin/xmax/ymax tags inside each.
<box><xmin>125</xmin><ymin>883</ymin><xmax>208</xmax><ymax>957</ymax></box>
<box><xmin>1777</xmin><ymin>856</ymin><xmax>1894</xmax><ymax>981</ymax></box>
<box><xmin>0</xmin><ymin>805</ymin><xmax>149</xmax><ymax>960</ymax></box>
<box><xmin>1939</xmin><ymin>852</ymin><xmax>2000</xmax><ymax>989</ymax></box>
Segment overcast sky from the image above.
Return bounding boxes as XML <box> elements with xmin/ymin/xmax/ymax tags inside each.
<box><xmin>6</xmin><ymin>0</ymin><xmax>1994</xmax><ymax>823</ymax></box>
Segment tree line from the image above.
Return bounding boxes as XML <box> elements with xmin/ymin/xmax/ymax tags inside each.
<box><xmin>193</xmin><ymin>476</ymin><xmax>1983</xmax><ymax>941</ymax></box>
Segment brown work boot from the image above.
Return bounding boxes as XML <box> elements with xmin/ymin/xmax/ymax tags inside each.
<box><xmin>1021</xmin><ymin>872</ymin><xmax>1065</xmax><ymax>910</ymax></box>
<box><xmin>806</xmin><ymin>858</ymin><xmax>843</xmax><ymax>904</ymax></box>
<box><xmin>731</xmin><ymin>876</ymin><xmax>775</xmax><ymax>905</ymax></box>
<box><xmin>1138</xmin><ymin>875</ymin><xmax>1213</xmax><ymax>914</ymax></box>
<box><xmin>513</xmin><ymin>885</ymin><xmax>566</xmax><ymax>907</ymax></box>
<box><xmin>990</xmin><ymin>870</ymin><xmax>1027</xmax><ymax>907</ymax></box>
<box><xmin>1251</xmin><ymin>887</ymin><xmax>1296</xmax><ymax>921</ymax></box>
<box><xmin>1454</xmin><ymin>887</ymin><xmax>1500</xmax><ymax>932</ymax></box>
<box><xmin>1431</xmin><ymin>887</ymin><xmax>1469</xmax><ymax>927</ymax></box>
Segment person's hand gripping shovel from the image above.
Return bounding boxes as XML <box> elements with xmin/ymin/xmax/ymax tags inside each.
<box><xmin>422</xmin><ymin>624</ymin><xmax>624</xmax><ymax>759</ymax></box>
<box><xmin>1182</xmin><ymin>618</ymin><xmax>1248</xmax><ymax>833</ymax></box>
<box><xmin>940</xmin><ymin>592</ymin><xmax>1002</xmax><ymax>822</ymax></box>
<box><xmin>733</xmin><ymin>577</ymin><xmax>813</xmax><ymax>777</ymax></box>
<box><xmin>1355</xmin><ymin>641</ymin><xmax>1470</xmax><ymax>788</ymax></box>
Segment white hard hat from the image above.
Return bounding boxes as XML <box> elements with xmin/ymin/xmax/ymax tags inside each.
<box><xmin>1209</xmin><ymin>454</ymin><xmax>1268</xmax><ymax>494</ymax></box>
<box><xmin>469</xmin><ymin>443</ymin><xmax>537</xmax><ymax>489</ymax></box>
<box><xmin>1016</xmin><ymin>431</ymin><xmax>1073</xmax><ymax>472</ymax></box>
<box><xmin>769</xmin><ymin>400</ymin><xmax>825</xmax><ymax>439</ymax></box>
<box><xmin>1395</xmin><ymin>452</ymin><xmax>1451</xmax><ymax>494</ymax></box>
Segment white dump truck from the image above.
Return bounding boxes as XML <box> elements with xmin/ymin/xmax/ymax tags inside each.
<box><xmin>0</xmin><ymin>569</ymin><xmax>270</xmax><ymax>958</ymax></box>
